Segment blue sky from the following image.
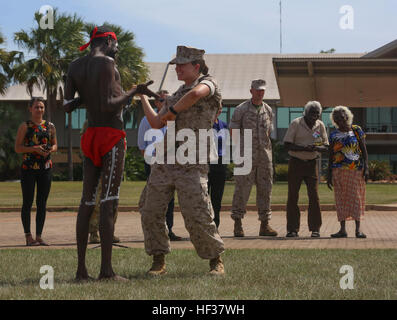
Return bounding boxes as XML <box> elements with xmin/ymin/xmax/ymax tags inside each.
<box><xmin>1</xmin><ymin>0</ymin><xmax>396</xmax><ymax>61</ymax></box>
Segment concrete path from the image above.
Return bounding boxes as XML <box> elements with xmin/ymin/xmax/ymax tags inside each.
<box><xmin>1</xmin><ymin>210</ymin><xmax>397</xmax><ymax>249</ymax></box>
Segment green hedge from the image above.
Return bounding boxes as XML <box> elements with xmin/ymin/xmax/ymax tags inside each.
<box><xmin>368</xmin><ymin>160</ymin><xmax>392</xmax><ymax>181</ymax></box>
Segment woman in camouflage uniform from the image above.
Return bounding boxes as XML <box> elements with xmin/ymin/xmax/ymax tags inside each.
<box><xmin>138</xmin><ymin>46</ymin><xmax>225</xmax><ymax>276</ymax></box>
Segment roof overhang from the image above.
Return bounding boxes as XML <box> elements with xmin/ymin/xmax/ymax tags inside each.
<box><xmin>273</xmin><ymin>58</ymin><xmax>397</xmax><ymax>107</ymax></box>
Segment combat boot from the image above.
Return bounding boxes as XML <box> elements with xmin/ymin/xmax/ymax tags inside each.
<box><xmin>112</xmin><ymin>235</ymin><xmax>120</xmax><ymax>243</ymax></box>
<box><xmin>233</xmin><ymin>219</ymin><xmax>244</xmax><ymax>237</ymax></box>
<box><xmin>147</xmin><ymin>254</ymin><xmax>167</xmax><ymax>276</ymax></box>
<box><xmin>209</xmin><ymin>256</ymin><xmax>225</xmax><ymax>276</ymax></box>
<box><xmin>259</xmin><ymin>220</ymin><xmax>278</xmax><ymax>236</ymax></box>
<box><xmin>89</xmin><ymin>232</ymin><xmax>100</xmax><ymax>244</ymax></box>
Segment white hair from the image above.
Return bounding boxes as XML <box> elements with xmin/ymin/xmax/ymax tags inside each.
<box><xmin>303</xmin><ymin>101</ymin><xmax>322</xmax><ymax>116</ymax></box>
<box><xmin>330</xmin><ymin>106</ymin><xmax>354</xmax><ymax>128</ymax></box>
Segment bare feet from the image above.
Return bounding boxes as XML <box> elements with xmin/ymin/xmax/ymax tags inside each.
<box><xmin>97</xmin><ymin>274</ymin><xmax>129</xmax><ymax>282</ymax></box>
<box><xmin>75</xmin><ymin>267</ymin><xmax>92</xmax><ymax>282</ymax></box>
<box><xmin>74</xmin><ymin>274</ymin><xmax>95</xmax><ymax>283</ymax></box>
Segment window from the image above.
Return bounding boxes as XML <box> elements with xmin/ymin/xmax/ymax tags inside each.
<box><xmin>366</xmin><ymin>107</ymin><xmax>397</xmax><ymax>132</ymax></box>
<box><xmin>222</xmin><ymin>106</ymin><xmax>236</xmax><ymax>124</ymax></box>
<box><xmin>65</xmin><ymin>108</ymin><xmax>86</xmax><ymax>129</ymax></box>
<box><xmin>218</xmin><ymin>108</ymin><xmax>228</xmax><ymax>124</ymax></box>
<box><xmin>290</xmin><ymin>107</ymin><xmax>304</xmax><ymax>123</ymax></box>
<box><xmin>321</xmin><ymin>109</ymin><xmax>333</xmax><ymax>128</ymax></box>
<box><xmin>277</xmin><ymin>107</ymin><xmax>335</xmax><ymax>130</ymax></box>
<box><xmin>277</xmin><ymin>108</ymin><xmax>290</xmax><ymax>128</ymax></box>
<box><xmin>124</xmin><ymin>109</ymin><xmax>139</xmax><ymax>129</ymax></box>
<box><xmin>125</xmin><ymin>116</ymin><xmax>137</xmax><ymax>129</ymax></box>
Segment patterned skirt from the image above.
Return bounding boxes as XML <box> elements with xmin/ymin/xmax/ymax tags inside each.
<box><xmin>332</xmin><ymin>168</ymin><xmax>366</xmax><ymax>221</ymax></box>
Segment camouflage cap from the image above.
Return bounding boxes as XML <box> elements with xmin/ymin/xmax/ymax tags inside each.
<box><xmin>169</xmin><ymin>46</ymin><xmax>205</xmax><ymax>64</ymax></box>
<box><xmin>251</xmin><ymin>79</ymin><xmax>267</xmax><ymax>90</ymax></box>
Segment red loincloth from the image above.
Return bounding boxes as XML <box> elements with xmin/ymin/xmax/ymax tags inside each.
<box><xmin>81</xmin><ymin>127</ymin><xmax>126</xmax><ymax>167</ymax></box>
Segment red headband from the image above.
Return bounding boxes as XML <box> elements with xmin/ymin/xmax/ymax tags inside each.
<box><xmin>79</xmin><ymin>26</ymin><xmax>118</xmax><ymax>51</ymax></box>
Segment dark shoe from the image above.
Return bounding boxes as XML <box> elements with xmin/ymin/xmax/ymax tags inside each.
<box><xmin>331</xmin><ymin>231</ymin><xmax>347</xmax><ymax>238</ymax></box>
<box><xmin>311</xmin><ymin>231</ymin><xmax>320</xmax><ymax>238</ymax></box>
<box><xmin>169</xmin><ymin>232</ymin><xmax>182</xmax><ymax>241</ymax></box>
<box><xmin>233</xmin><ymin>219</ymin><xmax>244</xmax><ymax>237</ymax></box>
<box><xmin>259</xmin><ymin>221</ymin><xmax>278</xmax><ymax>236</ymax></box>
<box><xmin>36</xmin><ymin>236</ymin><xmax>50</xmax><ymax>246</ymax></box>
<box><xmin>25</xmin><ymin>233</ymin><xmax>40</xmax><ymax>246</ymax></box>
<box><xmin>286</xmin><ymin>231</ymin><xmax>298</xmax><ymax>237</ymax></box>
<box><xmin>356</xmin><ymin>231</ymin><xmax>367</xmax><ymax>239</ymax></box>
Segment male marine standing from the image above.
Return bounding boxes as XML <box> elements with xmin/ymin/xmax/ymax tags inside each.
<box><xmin>230</xmin><ymin>80</ymin><xmax>277</xmax><ymax>237</ymax></box>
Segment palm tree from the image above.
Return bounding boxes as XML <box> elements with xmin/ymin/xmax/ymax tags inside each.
<box><xmin>0</xmin><ymin>31</ymin><xmax>9</xmax><ymax>94</ymax></box>
<box><xmin>13</xmin><ymin>9</ymin><xmax>85</xmax><ymax>122</ymax></box>
<box><xmin>0</xmin><ymin>104</ymin><xmax>23</xmax><ymax>180</ymax></box>
<box><xmin>0</xmin><ymin>31</ymin><xmax>21</xmax><ymax>94</ymax></box>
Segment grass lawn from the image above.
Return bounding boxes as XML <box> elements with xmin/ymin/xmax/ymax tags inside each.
<box><xmin>0</xmin><ymin>248</ymin><xmax>396</xmax><ymax>300</ymax></box>
<box><xmin>0</xmin><ymin>181</ymin><xmax>396</xmax><ymax>208</ymax></box>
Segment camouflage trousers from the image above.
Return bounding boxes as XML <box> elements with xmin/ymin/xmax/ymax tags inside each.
<box><xmin>139</xmin><ymin>164</ymin><xmax>225</xmax><ymax>259</ymax></box>
<box><xmin>231</xmin><ymin>164</ymin><xmax>273</xmax><ymax>222</ymax></box>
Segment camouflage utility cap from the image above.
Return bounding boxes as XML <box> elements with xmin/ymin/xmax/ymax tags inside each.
<box><xmin>251</xmin><ymin>79</ymin><xmax>266</xmax><ymax>90</ymax></box>
<box><xmin>169</xmin><ymin>46</ymin><xmax>205</xmax><ymax>64</ymax></box>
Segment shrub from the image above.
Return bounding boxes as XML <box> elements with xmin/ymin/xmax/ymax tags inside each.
<box><xmin>124</xmin><ymin>147</ymin><xmax>146</xmax><ymax>181</ymax></box>
<box><xmin>368</xmin><ymin>160</ymin><xmax>392</xmax><ymax>181</ymax></box>
<box><xmin>275</xmin><ymin>164</ymin><xmax>288</xmax><ymax>181</ymax></box>
<box><xmin>225</xmin><ymin>163</ymin><xmax>235</xmax><ymax>181</ymax></box>
<box><xmin>52</xmin><ymin>170</ymin><xmax>69</xmax><ymax>181</ymax></box>
<box><xmin>272</xmin><ymin>139</ymin><xmax>289</xmax><ymax>164</ymax></box>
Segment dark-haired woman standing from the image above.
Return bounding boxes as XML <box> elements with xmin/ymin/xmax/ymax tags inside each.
<box><xmin>15</xmin><ymin>97</ymin><xmax>57</xmax><ymax>246</ymax></box>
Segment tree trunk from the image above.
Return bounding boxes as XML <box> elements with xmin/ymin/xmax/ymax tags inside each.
<box><xmin>67</xmin><ymin>112</ymin><xmax>73</xmax><ymax>181</ymax></box>
<box><xmin>46</xmin><ymin>88</ymin><xmax>52</xmax><ymax>123</ymax></box>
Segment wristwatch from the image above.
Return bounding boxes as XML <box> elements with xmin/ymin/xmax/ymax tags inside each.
<box><xmin>169</xmin><ymin>106</ymin><xmax>178</xmax><ymax>115</ymax></box>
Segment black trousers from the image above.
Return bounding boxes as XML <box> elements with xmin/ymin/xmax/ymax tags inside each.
<box><xmin>144</xmin><ymin>162</ymin><xmax>175</xmax><ymax>233</ymax></box>
<box><xmin>20</xmin><ymin>169</ymin><xmax>52</xmax><ymax>235</ymax></box>
<box><xmin>208</xmin><ymin>159</ymin><xmax>227</xmax><ymax>228</ymax></box>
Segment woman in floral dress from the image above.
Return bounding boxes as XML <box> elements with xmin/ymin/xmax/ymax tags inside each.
<box><xmin>327</xmin><ymin>106</ymin><xmax>368</xmax><ymax>238</ymax></box>
<box><xmin>15</xmin><ymin>97</ymin><xmax>57</xmax><ymax>246</ymax></box>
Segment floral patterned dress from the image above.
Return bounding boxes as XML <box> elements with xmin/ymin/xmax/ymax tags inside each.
<box><xmin>329</xmin><ymin>125</ymin><xmax>365</xmax><ymax>171</ymax></box>
<box><xmin>22</xmin><ymin>120</ymin><xmax>54</xmax><ymax>171</ymax></box>
<box><xmin>329</xmin><ymin>125</ymin><xmax>366</xmax><ymax>221</ymax></box>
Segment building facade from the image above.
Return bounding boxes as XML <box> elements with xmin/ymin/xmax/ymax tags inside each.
<box><xmin>2</xmin><ymin>40</ymin><xmax>397</xmax><ymax>173</ymax></box>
